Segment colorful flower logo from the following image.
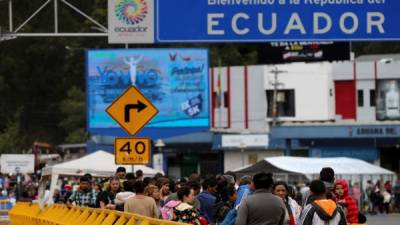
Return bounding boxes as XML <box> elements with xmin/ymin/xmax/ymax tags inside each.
<box><xmin>115</xmin><ymin>0</ymin><xmax>148</xmax><ymax>25</ymax></box>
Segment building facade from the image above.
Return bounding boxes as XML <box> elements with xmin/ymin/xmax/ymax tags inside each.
<box><xmin>211</xmin><ymin>59</ymin><xmax>400</xmax><ymax>174</ymax></box>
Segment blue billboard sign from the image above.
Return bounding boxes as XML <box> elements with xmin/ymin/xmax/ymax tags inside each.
<box><xmin>156</xmin><ymin>0</ymin><xmax>400</xmax><ymax>42</ymax></box>
<box><xmin>87</xmin><ymin>49</ymin><xmax>209</xmax><ymax>137</ymax></box>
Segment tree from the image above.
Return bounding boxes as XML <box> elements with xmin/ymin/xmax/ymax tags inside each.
<box><xmin>0</xmin><ymin>109</ymin><xmax>27</xmax><ymax>154</ymax></box>
<box><xmin>59</xmin><ymin>86</ymin><xmax>87</xmax><ymax>143</ymax></box>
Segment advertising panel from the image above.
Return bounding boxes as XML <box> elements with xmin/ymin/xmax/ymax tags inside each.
<box><xmin>0</xmin><ymin>154</ymin><xmax>35</xmax><ymax>174</ymax></box>
<box><xmin>377</xmin><ymin>79</ymin><xmax>400</xmax><ymax>120</ymax></box>
<box><xmin>87</xmin><ymin>49</ymin><xmax>210</xmax><ymax>135</ymax></box>
<box><xmin>108</xmin><ymin>0</ymin><xmax>154</xmax><ymax>43</ymax></box>
<box><xmin>258</xmin><ymin>42</ymin><xmax>350</xmax><ymax>64</ymax></box>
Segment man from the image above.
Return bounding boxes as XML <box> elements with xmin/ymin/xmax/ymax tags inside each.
<box><xmin>235</xmin><ymin>172</ymin><xmax>285</xmax><ymax>225</ymax></box>
<box><xmin>197</xmin><ymin>177</ymin><xmax>218</xmax><ymax>224</ymax></box>
<box><xmin>299</xmin><ymin>180</ymin><xmax>347</xmax><ymax>225</ymax></box>
<box><xmin>67</xmin><ymin>176</ymin><xmax>97</xmax><ymax>207</ymax></box>
<box><xmin>124</xmin><ymin>180</ymin><xmax>158</xmax><ymax>218</ymax></box>
<box><xmin>135</xmin><ymin>169</ymin><xmax>144</xmax><ymax>181</ymax></box>
<box><xmin>304</xmin><ymin>167</ymin><xmax>336</xmax><ymax>206</ymax></box>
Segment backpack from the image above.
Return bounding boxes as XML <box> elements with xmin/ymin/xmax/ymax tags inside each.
<box><xmin>219</xmin><ymin>208</ymin><xmax>237</xmax><ymax>225</ymax></box>
<box><xmin>160</xmin><ymin>200</ymin><xmax>181</xmax><ymax>220</ymax></box>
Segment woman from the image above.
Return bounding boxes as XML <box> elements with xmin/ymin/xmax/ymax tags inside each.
<box><xmin>334</xmin><ymin>179</ymin><xmax>359</xmax><ymax>224</ymax></box>
<box><xmin>96</xmin><ymin>176</ymin><xmax>121</xmax><ymax>210</ymax></box>
<box><xmin>215</xmin><ymin>184</ymin><xmax>236</xmax><ymax>224</ymax></box>
<box><xmin>145</xmin><ymin>184</ymin><xmax>162</xmax><ymax>216</ymax></box>
<box><xmin>157</xmin><ymin>178</ymin><xmax>171</xmax><ymax>203</ymax></box>
<box><xmin>174</xmin><ymin>186</ymin><xmax>202</xmax><ymax>225</ymax></box>
<box><xmin>273</xmin><ymin>181</ymin><xmax>302</xmax><ymax>225</ymax></box>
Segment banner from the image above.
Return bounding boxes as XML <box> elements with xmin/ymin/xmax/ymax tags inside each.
<box><xmin>86</xmin><ymin>49</ymin><xmax>210</xmax><ymax>134</ymax></box>
<box><xmin>377</xmin><ymin>79</ymin><xmax>400</xmax><ymax>120</ymax></box>
<box><xmin>0</xmin><ymin>154</ymin><xmax>35</xmax><ymax>174</ymax></box>
<box><xmin>108</xmin><ymin>0</ymin><xmax>154</xmax><ymax>43</ymax></box>
<box><xmin>258</xmin><ymin>42</ymin><xmax>350</xmax><ymax>64</ymax></box>
<box><xmin>156</xmin><ymin>0</ymin><xmax>400</xmax><ymax>42</ymax></box>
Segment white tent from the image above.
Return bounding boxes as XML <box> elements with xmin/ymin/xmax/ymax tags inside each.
<box><xmin>41</xmin><ymin>150</ymin><xmax>163</xmax><ymax>205</ymax></box>
<box><xmin>234</xmin><ymin>156</ymin><xmax>396</xmax><ymax>183</ymax></box>
<box><xmin>42</xmin><ymin>150</ymin><xmax>162</xmax><ymax>177</ymax></box>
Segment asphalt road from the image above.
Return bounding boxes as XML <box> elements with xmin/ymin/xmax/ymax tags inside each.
<box><xmin>366</xmin><ymin>213</ymin><xmax>400</xmax><ymax>225</ymax></box>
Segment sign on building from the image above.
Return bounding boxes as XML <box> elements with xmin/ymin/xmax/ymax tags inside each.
<box><xmin>0</xmin><ymin>154</ymin><xmax>35</xmax><ymax>174</ymax></box>
<box><xmin>157</xmin><ymin>0</ymin><xmax>399</xmax><ymax>42</ymax></box>
<box><xmin>222</xmin><ymin>134</ymin><xmax>269</xmax><ymax>148</ymax></box>
<box><xmin>258</xmin><ymin>42</ymin><xmax>350</xmax><ymax>64</ymax></box>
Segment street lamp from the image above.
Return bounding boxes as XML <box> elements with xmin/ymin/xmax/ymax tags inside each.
<box><xmin>155</xmin><ymin>139</ymin><xmax>165</xmax><ymax>153</ymax></box>
<box><xmin>154</xmin><ymin>139</ymin><xmax>165</xmax><ymax>173</ymax></box>
<box><xmin>239</xmin><ymin>142</ymin><xmax>247</xmax><ymax>167</ymax></box>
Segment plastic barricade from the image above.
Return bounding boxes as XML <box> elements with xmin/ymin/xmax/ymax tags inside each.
<box><xmin>0</xmin><ymin>199</ymin><xmax>13</xmax><ymax>222</ymax></box>
<box><xmin>9</xmin><ymin>203</ymin><xmax>189</xmax><ymax>225</ymax></box>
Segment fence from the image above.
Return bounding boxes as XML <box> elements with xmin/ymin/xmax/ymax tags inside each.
<box><xmin>0</xmin><ymin>199</ymin><xmax>13</xmax><ymax>222</ymax></box>
<box><xmin>9</xmin><ymin>202</ymin><xmax>188</xmax><ymax>225</ymax></box>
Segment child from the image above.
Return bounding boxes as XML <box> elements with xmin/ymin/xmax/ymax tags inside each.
<box><xmin>334</xmin><ymin>180</ymin><xmax>359</xmax><ymax>224</ymax></box>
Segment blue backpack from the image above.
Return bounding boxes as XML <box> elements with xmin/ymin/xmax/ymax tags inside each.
<box><xmin>220</xmin><ymin>208</ymin><xmax>237</xmax><ymax>225</ymax></box>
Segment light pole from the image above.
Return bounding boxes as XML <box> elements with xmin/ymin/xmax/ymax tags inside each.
<box><xmin>239</xmin><ymin>142</ymin><xmax>247</xmax><ymax>167</ymax></box>
<box><xmin>155</xmin><ymin>139</ymin><xmax>165</xmax><ymax>153</ymax></box>
<box><xmin>269</xmin><ymin>66</ymin><xmax>286</xmax><ymax>126</ymax></box>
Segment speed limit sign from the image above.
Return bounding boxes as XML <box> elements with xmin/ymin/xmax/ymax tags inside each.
<box><xmin>114</xmin><ymin>137</ymin><xmax>151</xmax><ymax>164</ymax></box>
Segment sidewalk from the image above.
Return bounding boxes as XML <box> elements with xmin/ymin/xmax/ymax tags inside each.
<box><xmin>366</xmin><ymin>213</ymin><xmax>400</xmax><ymax>225</ymax></box>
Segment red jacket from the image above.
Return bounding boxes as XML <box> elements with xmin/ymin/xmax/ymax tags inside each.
<box><xmin>335</xmin><ymin>180</ymin><xmax>359</xmax><ymax>224</ymax></box>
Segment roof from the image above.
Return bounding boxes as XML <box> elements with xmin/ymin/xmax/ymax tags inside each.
<box><xmin>58</xmin><ymin>143</ymin><xmax>86</xmax><ymax>149</ymax></box>
<box><xmin>265</xmin><ymin>156</ymin><xmax>394</xmax><ymax>175</ymax></box>
<box><xmin>42</xmin><ymin>150</ymin><xmax>162</xmax><ymax>177</ymax></box>
<box><xmin>234</xmin><ymin>156</ymin><xmax>395</xmax><ymax>178</ymax></box>
<box><xmin>356</xmin><ymin>54</ymin><xmax>400</xmax><ymax>62</ymax></box>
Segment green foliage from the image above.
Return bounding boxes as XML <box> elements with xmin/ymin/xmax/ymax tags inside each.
<box><xmin>59</xmin><ymin>86</ymin><xmax>87</xmax><ymax>144</ymax></box>
<box><xmin>0</xmin><ymin>110</ymin><xmax>27</xmax><ymax>154</ymax></box>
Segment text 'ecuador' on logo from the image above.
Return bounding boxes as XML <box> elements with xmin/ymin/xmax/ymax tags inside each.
<box><xmin>115</xmin><ymin>0</ymin><xmax>148</xmax><ymax>25</ymax></box>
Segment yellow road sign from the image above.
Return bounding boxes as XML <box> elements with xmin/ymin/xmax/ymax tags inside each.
<box><xmin>106</xmin><ymin>86</ymin><xmax>158</xmax><ymax>136</ymax></box>
<box><xmin>115</xmin><ymin>137</ymin><xmax>151</xmax><ymax>165</ymax></box>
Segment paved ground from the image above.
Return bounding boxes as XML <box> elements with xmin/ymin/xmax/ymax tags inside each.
<box><xmin>366</xmin><ymin>213</ymin><xmax>400</xmax><ymax>225</ymax></box>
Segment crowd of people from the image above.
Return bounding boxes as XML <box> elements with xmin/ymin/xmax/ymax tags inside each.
<box><xmin>2</xmin><ymin>167</ymin><xmax>400</xmax><ymax>225</ymax></box>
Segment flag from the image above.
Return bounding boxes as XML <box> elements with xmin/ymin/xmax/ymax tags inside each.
<box><xmin>216</xmin><ymin>66</ymin><xmax>222</xmax><ymax>108</ymax></box>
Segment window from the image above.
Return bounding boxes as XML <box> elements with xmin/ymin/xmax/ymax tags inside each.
<box><xmin>224</xmin><ymin>91</ymin><xmax>230</xmax><ymax>108</ymax></box>
<box><xmin>213</xmin><ymin>91</ymin><xmax>229</xmax><ymax>108</ymax></box>
<box><xmin>370</xmin><ymin>89</ymin><xmax>376</xmax><ymax>107</ymax></box>
<box><xmin>357</xmin><ymin>90</ymin><xmax>364</xmax><ymax>107</ymax></box>
<box><xmin>266</xmin><ymin>89</ymin><xmax>295</xmax><ymax>117</ymax></box>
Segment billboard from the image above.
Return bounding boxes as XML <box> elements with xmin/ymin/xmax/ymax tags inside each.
<box><xmin>156</xmin><ymin>0</ymin><xmax>400</xmax><ymax>42</ymax></box>
<box><xmin>0</xmin><ymin>154</ymin><xmax>35</xmax><ymax>174</ymax></box>
<box><xmin>258</xmin><ymin>42</ymin><xmax>350</xmax><ymax>64</ymax></box>
<box><xmin>87</xmin><ymin>49</ymin><xmax>210</xmax><ymax>136</ymax></box>
<box><xmin>377</xmin><ymin>79</ymin><xmax>400</xmax><ymax>120</ymax></box>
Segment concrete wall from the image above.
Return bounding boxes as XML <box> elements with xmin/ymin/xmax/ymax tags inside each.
<box><xmin>264</xmin><ymin>63</ymin><xmax>335</xmax><ymax>121</ymax></box>
<box><xmin>223</xmin><ymin>149</ymin><xmax>284</xmax><ymax>172</ymax></box>
<box><xmin>211</xmin><ymin>65</ymin><xmax>268</xmax><ymax>132</ymax></box>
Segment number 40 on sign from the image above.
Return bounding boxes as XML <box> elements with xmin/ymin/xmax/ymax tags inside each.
<box><xmin>115</xmin><ymin>138</ymin><xmax>151</xmax><ymax>165</ymax></box>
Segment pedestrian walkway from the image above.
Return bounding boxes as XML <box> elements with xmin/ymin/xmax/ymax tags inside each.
<box><xmin>366</xmin><ymin>213</ymin><xmax>400</xmax><ymax>225</ymax></box>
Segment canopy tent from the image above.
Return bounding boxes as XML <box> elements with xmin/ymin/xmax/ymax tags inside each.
<box><xmin>42</xmin><ymin>150</ymin><xmax>162</xmax><ymax>177</ymax></box>
<box><xmin>233</xmin><ymin>156</ymin><xmax>396</xmax><ymax>183</ymax></box>
<box><xmin>41</xmin><ymin>150</ymin><xmax>163</xmax><ymax>205</ymax></box>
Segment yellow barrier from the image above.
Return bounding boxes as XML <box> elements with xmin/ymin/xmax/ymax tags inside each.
<box><xmin>0</xmin><ymin>199</ymin><xmax>12</xmax><ymax>222</ymax></box>
<box><xmin>9</xmin><ymin>203</ymin><xmax>189</xmax><ymax>225</ymax></box>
